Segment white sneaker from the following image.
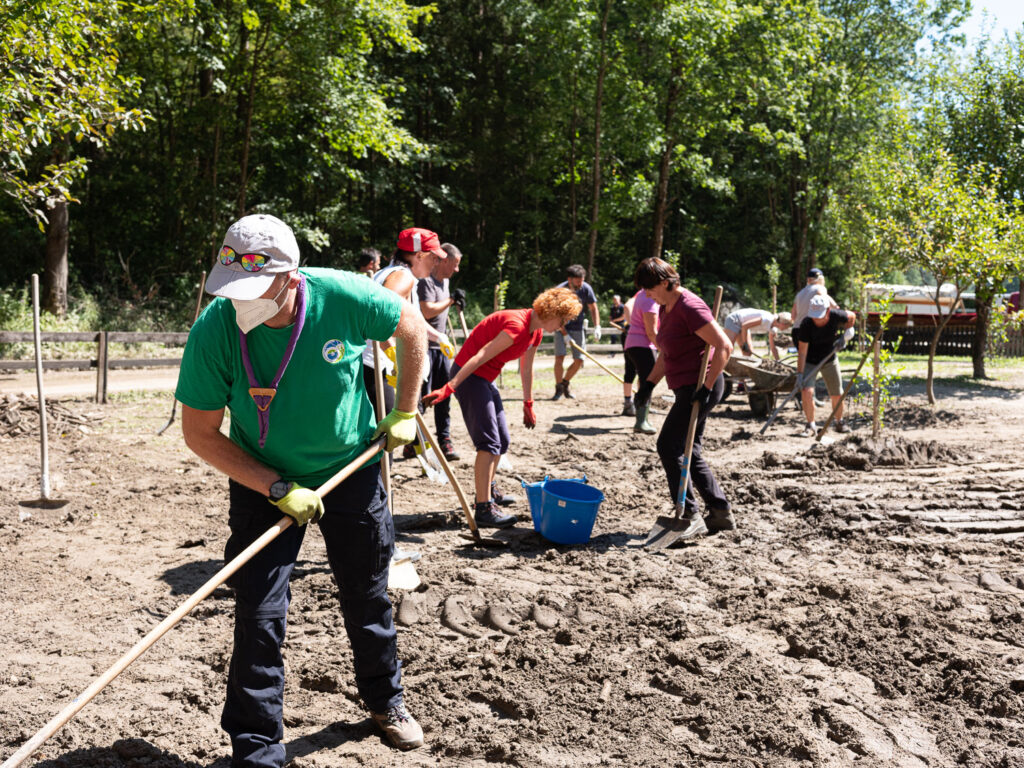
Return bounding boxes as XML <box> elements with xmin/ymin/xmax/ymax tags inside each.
<box><xmin>800</xmin><ymin>422</ymin><xmax>818</xmax><ymax>437</ymax></box>
<box><xmin>833</xmin><ymin>419</ymin><xmax>850</xmax><ymax>434</ymax></box>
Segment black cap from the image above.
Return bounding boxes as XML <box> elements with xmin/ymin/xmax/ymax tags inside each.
<box><xmin>807</xmin><ymin>267</ymin><xmax>823</xmax><ymax>279</ymax></box>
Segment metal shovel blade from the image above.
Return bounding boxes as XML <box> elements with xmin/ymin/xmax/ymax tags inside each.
<box><xmin>458</xmin><ymin>530</ymin><xmax>508</xmax><ymax>548</ymax></box>
<box><xmin>645</xmin><ymin>514</ymin><xmax>688</xmax><ymax>549</ymax></box>
<box><xmin>388</xmin><ymin>557</ymin><xmax>421</xmax><ymax>590</ymax></box>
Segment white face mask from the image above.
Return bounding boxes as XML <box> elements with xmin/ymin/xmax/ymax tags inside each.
<box><xmin>231</xmin><ymin>277</ymin><xmax>290</xmax><ymax>334</ymax></box>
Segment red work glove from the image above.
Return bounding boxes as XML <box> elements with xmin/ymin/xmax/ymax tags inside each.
<box><xmin>523</xmin><ymin>400</ymin><xmax>536</xmax><ymax>429</ymax></box>
<box><xmin>422</xmin><ymin>381</ymin><xmax>456</xmax><ymax>407</ymax></box>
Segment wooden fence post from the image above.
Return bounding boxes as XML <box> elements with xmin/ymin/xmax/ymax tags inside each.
<box><xmin>95</xmin><ymin>332</ymin><xmax>109</xmax><ymax>404</ymax></box>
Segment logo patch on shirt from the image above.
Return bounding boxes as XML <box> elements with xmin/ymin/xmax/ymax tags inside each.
<box><xmin>322</xmin><ymin>339</ymin><xmax>345</xmax><ymax>364</ymax></box>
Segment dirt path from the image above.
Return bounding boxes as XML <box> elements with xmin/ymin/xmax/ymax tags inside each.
<box><xmin>1</xmin><ymin>369</ymin><xmax>1023</xmax><ymax>767</ymax></box>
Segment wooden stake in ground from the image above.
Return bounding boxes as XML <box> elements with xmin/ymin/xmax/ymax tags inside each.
<box><xmin>0</xmin><ymin>437</ymin><xmax>386</xmax><ymax>768</ymax></box>
<box><xmin>872</xmin><ymin>338</ymin><xmax>881</xmax><ymax>439</ymax></box>
<box><xmin>815</xmin><ymin>327</ymin><xmax>886</xmax><ymax>441</ymax></box>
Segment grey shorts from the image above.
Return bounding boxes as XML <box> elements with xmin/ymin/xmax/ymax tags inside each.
<box><xmin>803</xmin><ymin>355</ymin><xmax>843</xmax><ymax>397</ymax></box>
<box><xmin>554</xmin><ymin>329</ymin><xmax>585</xmax><ymax>359</ymax></box>
<box><xmin>723</xmin><ymin>315</ymin><xmax>743</xmax><ymax>336</ymax></box>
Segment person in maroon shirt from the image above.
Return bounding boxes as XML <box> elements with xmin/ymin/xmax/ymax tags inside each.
<box><xmin>633</xmin><ymin>258</ymin><xmax>735</xmax><ymax>541</ymax></box>
<box><xmin>422</xmin><ymin>287</ymin><xmax>582</xmax><ymax>528</ymax></box>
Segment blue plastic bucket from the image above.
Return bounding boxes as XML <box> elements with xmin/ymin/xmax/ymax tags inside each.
<box><xmin>537</xmin><ymin>479</ymin><xmax>605</xmax><ymax>545</ymax></box>
<box><xmin>521</xmin><ymin>476</ymin><xmax>588</xmax><ymax>531</ymax></box>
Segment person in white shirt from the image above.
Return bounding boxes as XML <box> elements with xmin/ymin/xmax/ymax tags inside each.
<box><xmin>722</xmin><ymin>308</ymin><xmax>792</xmax><ymax>360</ymax></box>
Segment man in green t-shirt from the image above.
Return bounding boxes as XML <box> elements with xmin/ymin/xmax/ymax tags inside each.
<box><xmin>176</xmin><ymin>214</ymin><xmax>430</xmax><ymax>764</ymax></box>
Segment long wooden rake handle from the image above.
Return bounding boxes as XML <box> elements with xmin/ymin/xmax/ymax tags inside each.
<box><xmin>566</xmin><ymin>336</ymin><xmax>625</xmax><ymax>384</ymax></box>
<box><xmin>1</xmin><ymin>437</ymin><xmax>385</xmax><ymax>768</ymax></box>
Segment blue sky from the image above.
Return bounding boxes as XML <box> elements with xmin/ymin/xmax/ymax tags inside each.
<box><xmin>960</xmin><ymin>0</ymin><xmax>1024</xmax><ymax>44</ymax></box>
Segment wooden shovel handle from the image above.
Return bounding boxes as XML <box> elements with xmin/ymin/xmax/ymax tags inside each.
<box><xmin>414</xmin><ymin>411</ymin><xmax>478</xmax><ymax>537</ymax></box>
<box><xmin>0</xmin><ymin>437</ymin><xmax>384</xmax><ymax>768</ymax></box>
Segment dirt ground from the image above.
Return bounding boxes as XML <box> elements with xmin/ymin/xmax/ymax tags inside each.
<box><xmin>2</xmin><ymin>364</ymin><xmax>1024</xmax><ymax>768</ymax></box>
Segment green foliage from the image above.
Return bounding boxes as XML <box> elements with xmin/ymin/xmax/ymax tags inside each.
<box><xmin>0</xmin><ymin>0</ymin><xmax>153</xmax><ymax>224</ymax></box>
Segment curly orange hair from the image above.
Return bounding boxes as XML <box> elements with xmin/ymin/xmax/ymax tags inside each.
<box><xmin>533</xmin><ymin>287</ymin><xmax>582</xmax><ymax>323</ymax></box>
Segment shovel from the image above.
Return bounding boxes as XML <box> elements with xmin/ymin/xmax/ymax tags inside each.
<box><xmin>412</xmin><ymin>422</ymin><xmax>447</xmax><ymax>485</ymax></box>
<box><xmin>19</xmin><ymin>274</ymin><xmax>68</xmax><ymax>511</ymax></box>
<box><xmin>157</xmin><ymin>270</ymin><xmax>206</xmax><ymax>436</ymax></box>
<box><xmin>371</xmin><ymin>341</ymin><xmax>421</xmax><ymax>590</ymax></box>
<box><xmin>0</xmin><ymin>436</ymin><xmax>388</xmax><ymax>768</ymax></box>
<box><xmin>645</xmin><ymin>286</ymin><xmax>723</xmax><ymax>550</ymax></box>
<box><xmin>414</xmin><ymin>411</ymin><xmax>506</xmax><ymax>548</ymax></box>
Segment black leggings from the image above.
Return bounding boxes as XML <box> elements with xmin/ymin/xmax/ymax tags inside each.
<box><xmin>656</xmin><ymin>373</ymin><xmax>729</xmax><ymax>515</ymax></box>
<box><xmin>625</xmin><ymin>346</ymin><xmax>656</xmax><ymax>389</ymax></box>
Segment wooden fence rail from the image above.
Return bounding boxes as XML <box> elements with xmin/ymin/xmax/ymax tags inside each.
<box><xmin>0</xmin><ymin>331</ymin><xmax>191</xmax><ymax>403</ymax></box>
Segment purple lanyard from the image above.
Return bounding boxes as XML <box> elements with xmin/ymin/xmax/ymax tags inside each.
<box><xmin>239</xmin><ymin>274</ymin><xmax>307</xmax><ymax>447</ymax></box>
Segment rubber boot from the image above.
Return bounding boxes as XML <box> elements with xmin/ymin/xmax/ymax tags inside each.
<box><xmin>633</xmin><ymin>404</ymin><xmax>656</xmax><ymax>434</ymax></box>
<box><xmin>705</xmin><ymin>507</ymin><xmax>737</xmax><ymax>532</ymax></box>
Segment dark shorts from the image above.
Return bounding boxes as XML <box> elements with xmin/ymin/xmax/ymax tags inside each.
<box><xmin>451</xmin><ymin>364</ymin><xmax>510</xmax><ymax>455</ymax></box>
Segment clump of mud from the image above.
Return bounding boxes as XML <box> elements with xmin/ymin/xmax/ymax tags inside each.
<box><xmin>881</xmin><ymin>404</ymin><xmax>961</xmax><ymax>429</ymax></box>
<box><xmin>761</xmin><ymin>435</ymin><xmax>971</xmax><ymax>472</ymax></box>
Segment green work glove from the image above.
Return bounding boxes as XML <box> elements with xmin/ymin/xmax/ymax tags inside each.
<box><xmin>270</xmin><ymin>484</ymin><xmax>324</xmax><ymax>526</ymax></box>
<box><xmin>373</xmin><ymin>408</ymin><xmax>418</xmax><ymax>451</ymax></box>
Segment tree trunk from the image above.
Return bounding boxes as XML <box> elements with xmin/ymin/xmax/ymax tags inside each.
<box><xmin>971</xmin><ymin>292</ymin><xmax>992</xmax><ymax>379</ymax></box>
<box><xmin>585</xmin><ymin>0</ymin><xmax>611</xmax><ymax>277</ymax></box>
<box><xmin>237</xmin><ymin>26</ymin><xmax>264</xmax><ymax>218</ymax></box>
<box><xmin>925</xmin><ymin>288</ymin><xmax>960</xmax><ymax>405</ymax></box>
<box><xmin>650</xmin><ymin>63</ymin><xmax>682</xmax><ymax>261</ymax></box>
<box><xmin>569</xmin><ymin>69</ymin><xmax>578</xmax><ymax>252</ymax></box>
<box><xmin>43</xmin><ymin>198</ymin><xmax>70</xmax><ymax>317</ymax></box>
<box><xmin>789</xmin><ymin>173</ymin><xmax>809</xmax><ymax>290</ymax></box>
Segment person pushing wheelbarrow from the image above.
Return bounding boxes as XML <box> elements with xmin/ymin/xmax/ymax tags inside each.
<box><xmin>176</xmin><ymin>214</ymin><xmax>429</xmax><ymax>763</ymax></box>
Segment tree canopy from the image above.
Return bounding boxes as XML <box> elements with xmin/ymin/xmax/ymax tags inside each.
<box><xmin>2</xmin><ymin>0</ymin><xmax>1018</xmax><ymax>345</ymax></box>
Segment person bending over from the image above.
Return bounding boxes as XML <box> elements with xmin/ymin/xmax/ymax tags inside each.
<box><xmin>423</xmin><ymin>288</ymin><xmax>582</xmax><ymax>527</ymax></box>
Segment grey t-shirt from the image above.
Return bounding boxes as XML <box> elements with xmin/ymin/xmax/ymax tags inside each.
<box><xmin>557</xmin><ymin>280</ymin><xmax>598</xmax><ymax>331</ymax></box>
<box><xmin>417</xmin><ymin>275</ymin><xmax>450</xmax><ymax>348</ymax></box>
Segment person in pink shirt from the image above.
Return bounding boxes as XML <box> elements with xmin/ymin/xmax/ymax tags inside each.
<box><xmin>623</xmin><ymin>288</ymin><xmax>661</xmax><ymax>433</ymax></box>
<box><xmin>422</xmin><ymin>287</ymin><xmax>582</xmax><ymax>528</ymax></box>
<box><xmin>633</xmin><ymin>257</ymin><xmax>734</xmax><ymax>542</ymax></box>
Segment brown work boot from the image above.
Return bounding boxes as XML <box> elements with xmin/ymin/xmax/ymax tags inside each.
<box><xmin>490</xmin><ymin>480</ymin><xmax>518</xmax><ymax>507</ymax></box>
<box><xmin>371</xmin><ymin>701</ymin><xmax>424</xmax><ymax>750</ymax></box>
<box><xmin>705</xmin><ymin>507</ymin><xmax>736</xmax><ymax>532</ymax></box>
<box><xmin>475</xmin><ymin>500</ymin><xmax>516</xmax><ymax>528</ymax></box>
<box><xmin>439</xmin><ymin>436</ymin><xmax>460</xmax><ymax>461</ymax></box>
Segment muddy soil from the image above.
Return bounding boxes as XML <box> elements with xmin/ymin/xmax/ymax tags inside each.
<box><xmin>2</xmin><ymin>372</ymin><xmax>1024</xmax><ymax>768</ymax></box>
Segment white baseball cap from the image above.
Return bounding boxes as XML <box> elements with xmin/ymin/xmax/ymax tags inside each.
<box><xmin>205</xmin><ymin>214</ymin><xmax>300</xmax><ymax>300</ymax></box>
<box><xmin>807</xmin><ymin>294</ymin><xmax>830</xmax><ymax>319</ymax></box>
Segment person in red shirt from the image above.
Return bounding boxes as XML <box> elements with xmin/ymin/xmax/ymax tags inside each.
<box><xmin>423</xmin><ymin>287</ymin><xmax>582</xmax><ymax>527</ymax></box>
<box><xmin>633</xmin><ymin>257</ymin><xmax>734</xmax><ymax>541</ymax></box>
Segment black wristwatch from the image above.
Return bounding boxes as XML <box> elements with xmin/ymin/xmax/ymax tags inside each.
<box><xmin>268</xmin><ymin>479</ymin><xmax>291</xmax><ymax>502</ymax></box>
